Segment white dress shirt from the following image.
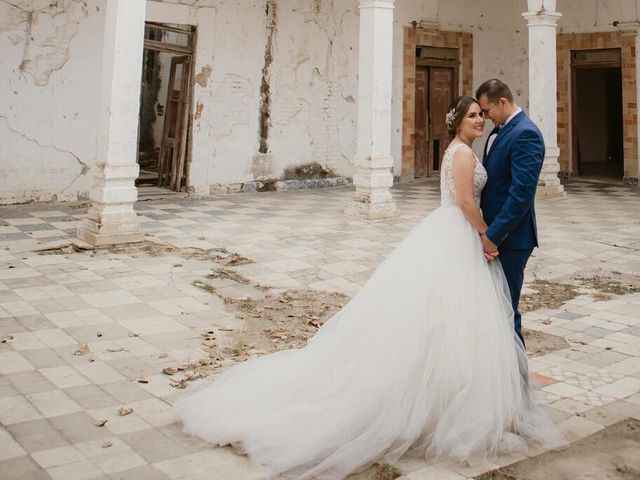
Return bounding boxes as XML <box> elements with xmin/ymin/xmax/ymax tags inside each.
<box><xmin>487</xmin><ymin>106</ymin><xmax>522</xmax><ymax>153</ymax></box>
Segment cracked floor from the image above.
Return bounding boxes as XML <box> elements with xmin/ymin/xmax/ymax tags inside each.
<box><xmin>1</xmin><ymin>180</ymin><xmax>640</xmax><ymax>479</ymax></box>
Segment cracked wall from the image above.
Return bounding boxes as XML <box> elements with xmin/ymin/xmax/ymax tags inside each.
<box><xmin>267</xmin><ymin>0</ymin><xmax>359</xmax><ymax>180</ymax></box>
<box><xmin>0</xmin><ymin>0</ymin><xmax>102</xmax><ymax>204</ymax></box>
<box><xmin>3</xmin><ymin>0</ymin><xmax>638</xmax><ymax>205</ymax></box>
<box><xmin>160</xmin><ymin>0</ymin><xmax>640</xmax><ymax>187</ymax></box>
<box><xmin>157</xmin><ymin>0</ymin><xmax>359</xmax><ymax>187</ymax></box>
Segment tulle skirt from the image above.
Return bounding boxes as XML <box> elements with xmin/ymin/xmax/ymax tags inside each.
<box><xmin>174</xmin><ymin>206</ymin><xmax>563</xmax><ymax>479</ymax></box>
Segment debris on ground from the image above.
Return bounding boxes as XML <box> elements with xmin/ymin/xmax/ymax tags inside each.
<box><xmin>521</xmin><ymin>270</ymin><xmax>640</xmax><ymax>313</ymax></box>
<box><xmin>34</xmin><ymin>238</ymin><xmax>254</xmax><ymax>266</ymax></box>
<box><xmin>475</xmin><ymin>418</ymin><xmax>640</xmax><ymax>480</ymax></box>
<box><xmin>169</xmin><ymin>277</ymin><xmax>348</xmax><ymax>389</ymax></box>
<box><xmin>348</xmin><ymin>462</ymin><xmax>404</xmax><ymax>480</ymax></box>
<box><xmin>206</xmin><ymin>268</ymin><xmax>253</xmax><ymax>285</ymax></box>
<box><xmin>118</xmin><ymin>407</ymin><xmax>133</xmax><ymax>416</ymax></box>
<box><xmin>74</xmin><ymin>344</ymin><xmax>90</xmax><ymax>356</ymax></box>
<box><xmin>371</xmin><ymin>463</ymin><xmax>404</xmax><ymax>480</ymax></box>
<box><xmin>523</xmin><ymin>328</ymin><xmax>569</xmax><ymax>356</ymax></box>
<box><xmin>574</xmin><ymin>270</ymin><xmax>640</xmax><ymax>299</ymax></box>
<box><xmin>520</xmin><ymin>279</ymin><xmax>581</xmax><ymax>313</ymax></box>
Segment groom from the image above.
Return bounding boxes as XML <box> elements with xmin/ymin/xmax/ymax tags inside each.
<box><xmin>476</xmin><ymin>79</ymin><xmax>545</xmax><ymax>347</ymax></box>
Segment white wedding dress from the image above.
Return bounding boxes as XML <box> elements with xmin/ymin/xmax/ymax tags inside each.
<box><xmin>175</xmin><ymin>143</ymin><xmax>563</xmax><ymax>479</ymax></box>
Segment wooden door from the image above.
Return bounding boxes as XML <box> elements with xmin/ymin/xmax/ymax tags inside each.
<box><xmin>428</xmin><ymin>67</ymin><xmax>454</xmax><ymax>174</ymax></box>
<box><xmin>414</xmin><ymin>66</ymin><xmax>429</xmax><ymax>177</ymax></box>
<box><xmin>158</xmin><ymin>55</ymin><xmax>191</xmax><ymax>191</ymax></box>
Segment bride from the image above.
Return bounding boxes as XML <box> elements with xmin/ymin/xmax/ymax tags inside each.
<box><xmin>175</xmin><ymin>96</ymin><xmax>563</xmax><ymax>479</ymax></box>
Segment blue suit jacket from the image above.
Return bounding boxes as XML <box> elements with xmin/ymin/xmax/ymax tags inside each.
<box><xmin>480</xmin><ymin>111</ymin><xmax>544</xmax><ymax>250</ymax></box>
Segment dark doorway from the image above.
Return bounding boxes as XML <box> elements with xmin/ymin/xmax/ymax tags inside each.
<box><xmin>571</xmin><ymin>49</ymin><xmax>624</xmax><ymax>179</ymax></box>
<box><xmin>414</xmin><ymin>47</ymin><xmax>458</xmax><ymax>178</ymax></box>
<box><xmin>137</xmin><ymin>22</ymin><xmax>196</xmax><ymax>192</ymax></box>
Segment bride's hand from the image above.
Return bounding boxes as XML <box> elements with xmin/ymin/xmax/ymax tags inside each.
<box><xmin>484</xmin><ymin>250</ymin><xmax>499</xmax><ymax>262</ymax></box>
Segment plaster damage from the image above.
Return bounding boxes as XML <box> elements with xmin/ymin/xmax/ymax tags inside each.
<box><xmin>2</xmin><ymin>0</ymin><xmax>639</xmax><ymax>204</ymax></box>
<box><xmin>268</xmin><ymin>0</ymin><xmax>358</xmax><ymax>181</ymax></box>
<box><xmin>194</xmin><ymin>64</ymin><xmax>212</xmax><ymax>88</ymax></box>
<box><xmin>258</xmin><ymin>0</ymin><xmax>276</xmax><ymax>154</ymax></box>
<box><xmin>0</xmin><ymin>0</ymin><xmax>98</xmax><ymax>205</ymax></box>
<box><xmin>1</xmin><ymin>0</ymin><xmax>88</xmax><ymax>86</ymax></box>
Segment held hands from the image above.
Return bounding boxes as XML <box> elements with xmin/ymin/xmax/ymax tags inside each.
<box><xmin>480</xmin><ymin>232</ymin><xmax>499</xmax><ymax>262</ymax></box>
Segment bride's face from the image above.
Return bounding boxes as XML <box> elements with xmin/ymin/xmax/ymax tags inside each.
<box><xmin>458</xmin><ymin>103</ymin><xmax>485</xmax><ymax>140</ymax></box>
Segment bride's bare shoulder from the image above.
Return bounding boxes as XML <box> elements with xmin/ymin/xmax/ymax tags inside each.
<box><xmin>451</xmin><ymin>144</ymin><xmax>475</xmax><ymax>166</ymax></box>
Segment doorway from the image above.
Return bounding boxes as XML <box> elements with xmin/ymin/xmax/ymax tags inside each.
<box><xmin>571</xmin><ymin>49</ymin><xmax>624</xmax><ymax>179</ymax></box>
<box><xmin>137</xmin><ymin>22</ymin><xmax>196</xmax><ymax>192</ymax></box>
<box><xmin>414</xmin><ymin>47</ymin><xmax>458</xmax><ymax>178</ymax></box>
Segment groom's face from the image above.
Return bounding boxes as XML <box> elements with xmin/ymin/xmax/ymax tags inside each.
<box><xmin>478</xmin><ymin>95</ymin><xmax>509</xmax><ymax>125</ymax></box>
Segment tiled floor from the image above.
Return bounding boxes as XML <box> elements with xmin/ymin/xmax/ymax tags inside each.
<box><xmin>1</xmin><ymin>180</ymin><xmax>640</xmax><ymax>479</ymax></box>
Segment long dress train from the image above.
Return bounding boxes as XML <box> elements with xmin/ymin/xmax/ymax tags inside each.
<box><xmin>174</xmin><ymin>142</ymin><xmax>563</xmax><ymax>479</ymax></box>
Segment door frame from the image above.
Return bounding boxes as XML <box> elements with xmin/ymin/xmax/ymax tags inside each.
<box><xmin>402</xmin><ymin>26</ymin><xmax>473</xmax><ymax>181</ymax></box>
<box><xmin>570</xmin><ymin>49</ymin><xmax>622</xmax><ymax>176</ymax></box>
<box><xmin>139</xmin><ymin>21</ymin><xmax>196</xmax><ymax>191</ymax></box>
<box><xmin>416</xmin><ymin>58</ymin><xmax>458</xmax><ymax>177</ymax></box>
<box><xmin>557</xmin><ymin>32</ymin><xmax>637</xmax><ymax>184</ymax></box>
<box><xmin>158</xmin><ymin>55</ymin><xmax>192</xmax><ymax>191</ymax></box>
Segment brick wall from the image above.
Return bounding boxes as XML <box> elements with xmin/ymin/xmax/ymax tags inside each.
<box><xmin>557</xmin><ymin>32</ymin><xmax>638</xmax><ymax>181</ymax></box>
<box><xmin>402</xmin><ymin>26</ymin><xmax>473</xmax><ymax>179</ymax></box>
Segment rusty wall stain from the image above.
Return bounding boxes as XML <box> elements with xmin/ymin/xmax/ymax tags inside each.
<box><xmin>194</xmin><ymin>65</ymin><xmax>213</xmax><ymax>88</ymax></box>
<box><xmin>194</xmin><ymin>102</ymin><xmax>204</xmax><ymax>120</ymax></box>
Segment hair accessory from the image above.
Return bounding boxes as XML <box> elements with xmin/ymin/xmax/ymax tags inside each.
<box><xmin>445</xmin><ymin>108</ymin><xmax>456</xmax><ymax>129</ymax></box>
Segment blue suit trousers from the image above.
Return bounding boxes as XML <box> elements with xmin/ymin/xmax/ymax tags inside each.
<box><xmin>499</xmin><ymin>248</ymin><xmax>534</xmax><ymax>347</ymax></box>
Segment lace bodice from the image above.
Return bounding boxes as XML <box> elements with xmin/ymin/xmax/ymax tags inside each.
<box><xmin>440</xmin><ymin>142</ymin><xmax>487</xmax><ymax>208</ymax></box>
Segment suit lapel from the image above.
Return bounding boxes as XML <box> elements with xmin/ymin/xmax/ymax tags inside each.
<box><xmin>486</xmin><ymin>111</ymin><xmax>525</xmax><ymax>162</ymax></box>
<box><xmin>483</xmin><ymin>126</ymin><xmax>500</xmax><ymax>165</ymax></box>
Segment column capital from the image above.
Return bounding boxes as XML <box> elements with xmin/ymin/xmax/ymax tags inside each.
<box><xmin>417</xmin><ymin>20</ymin><xmax>440</xmax><ymax>31</ymax></box>
<box><xmin>527</xmin><ymin>0</ymin><xmax>557</xmax><ymax>13</ymax></box>
<box><xmin>522</xmin><ymin>11</ymin><xmax>562</xmax><ymax>27</ymax></box>
<box><xmin>617</xmin><ymin>21</ymin><xmax>640</xmax><ymax>35</ymax></box>
<box><xmin>359</xmin><ymin>0</ymin><xmax>394</xmax><ymax>10</ymax></box>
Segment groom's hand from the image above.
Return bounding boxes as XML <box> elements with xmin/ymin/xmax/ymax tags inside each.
<box><xmin>480</xmin><ymin>232</ymin><xmax>499</xmax><ymax>261</ymax></box>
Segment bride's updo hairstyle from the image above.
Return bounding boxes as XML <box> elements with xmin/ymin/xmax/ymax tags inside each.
<box><xmin>445</xmin><ymin>95</ymin><xmax>480</xmax><ymax>139</ymax></box>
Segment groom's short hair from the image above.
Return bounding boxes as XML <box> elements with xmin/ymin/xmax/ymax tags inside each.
<box><xmin>476</xmin><ymin>79</ymin><xmax>514</xmax><ymax>104</ymax></box>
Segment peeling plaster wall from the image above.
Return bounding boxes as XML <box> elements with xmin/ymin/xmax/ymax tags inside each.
<box><xmin>156</xmin><ymin>0</ymin><xmax>360</xmax><ymax>188</ymax></box>
<box><xmin>153</xmin><ymin>0</ymin><xmax>266</xmax><ymax>190</ymax></box>
<box><xmin>266</xmin><ymin>0</ymin><xmax>359</xmax><ymax>179</ymax></box>
<box><xmin>6</xmin><ymin>0</ymin><xmax>637</xmax><ymax>205</ymax></box>
<box><xmin>0</xmin><ymin>0</ymin><xmax>103</xmax><ymax>204</ymax></box>
<box><xmin>558</xmin><ymin>0</ymin><xmax>640</xmax><ymax>32</ymax></box>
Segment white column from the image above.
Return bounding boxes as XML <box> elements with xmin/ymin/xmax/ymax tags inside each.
<box><xmin>78</xmin><ymin>0</ymin><xmax>146</xmax><ymax>245</ymax></box>
<box><xmin>345</xmin><ymin>0</ymin><xmax>398</xmax><ymax>220</ymax></box>
<box><xmin>522</xmin><ymin>0</ymin><xmax>565</xmax><ymax>198</ymax></box>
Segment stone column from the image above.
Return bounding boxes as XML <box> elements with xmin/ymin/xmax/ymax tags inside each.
<box><xmin>78</xmin><ymin>0</ymin><xmax>146</xmax><ymax>246</ymax></box>
<box><xmin>345</xmin><ymin>0</ymin><xmax>398</xmax><ymax>220</ymax></box>
<box><xmin>522</xmin><ymin>0</ymin><xmax>565</xmax><ymax>198</ymax></box>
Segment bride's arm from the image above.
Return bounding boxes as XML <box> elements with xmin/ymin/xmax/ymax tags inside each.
<box><xmin>452</xmin><ymin>147</ymin><xmax>489</xmax><ymax>235</ymax></box>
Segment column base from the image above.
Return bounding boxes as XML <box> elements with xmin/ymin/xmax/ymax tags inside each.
<box><xmin>536</xmin><ymin>183</ymin><xmax>566</xmax><ymax>199</ymax></box>
<box><xmin>537</xmin><ymin>149</ymin><xmax>566</xmax><ymax>198</ymax></box>
<box><xmin>346</xmin><ymin>155</ymin><xmax>398</xmax><ymax>220</ymax></box>
<box><xmin>344</xmin><ymin>197</ymin><xmax>398</xmax><ymax>220</ymax></box>
<box><xmin>77</xmin><ymin>205</ymin><xmax>144</xmax><ymax>247</ymax></box>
